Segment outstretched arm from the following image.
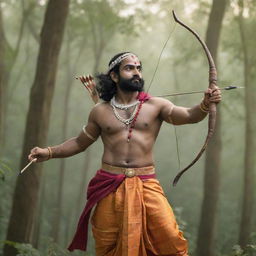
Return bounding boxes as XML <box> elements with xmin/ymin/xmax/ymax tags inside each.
<box><xmin>28</xmin><ymin>107</ymin><xmax>101</xmax><ymax>162</ymax></box>
<box><xmin>160</xmin><ymin>87</ymin><xmax>221</xmax><ymax>125</ymax></box>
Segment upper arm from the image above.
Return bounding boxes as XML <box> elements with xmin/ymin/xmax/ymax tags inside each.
<box><xmin>75</xmin><ymin>105</ymin><xmax>102</xmax><ymax>150</ymax></box>
<box><xmin>158</xmin><ymin>97</ymin><xmax>191</xmax><ymax>125</ymax></box>
<box><xmin>169</xmin><ymin>106</ymin><xmax>191</xmax><ymax>125</ymax></box>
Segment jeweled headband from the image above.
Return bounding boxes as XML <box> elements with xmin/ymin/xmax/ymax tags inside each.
<box><xmin>108</xmin><ymin>52</ymin><xmax>137</xmax><ymax>72</ymax></box>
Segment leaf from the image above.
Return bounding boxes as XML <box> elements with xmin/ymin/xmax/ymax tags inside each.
<box><xmin>2</xmin><ymin>240</ymin><xmax>41</xmax><ymax>256</ymax></box>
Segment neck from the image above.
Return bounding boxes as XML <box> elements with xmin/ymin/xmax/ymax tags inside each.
<box><xmin>115</xmin><ymin>89</ymin><xmax>139</xmax><ymax>104</ymax></box>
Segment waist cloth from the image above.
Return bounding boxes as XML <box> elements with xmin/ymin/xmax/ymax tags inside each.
<box><xmin>68</xmin><ymin>163</ymin><xmax>188</xmax><ymax>256</ymax></box>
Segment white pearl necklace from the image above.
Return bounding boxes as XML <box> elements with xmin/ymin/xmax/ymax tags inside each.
<box><xmin>111</xmin><ymin>96</ymin><xmax>140</xmax><ymax>110</ymax></box>
<box><xmin>110</xmin><ymin>100</ymin><xmax>139</xmax><ymax>125</ymax></box>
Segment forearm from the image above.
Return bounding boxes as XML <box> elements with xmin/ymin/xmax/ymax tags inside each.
<box><xmin>187</xmin><ymin>86</ymin><xmax>222</xmax><ymax>123</ymax></box>
<box><xmin>50</xmin><ymin>137</ymin><xmax>87</xmax><ymax>158</ymax></box>
<box><xmin>187</xmin><ymin>101</ymin><xmax>208</xmax><ymax>123</ymax></box>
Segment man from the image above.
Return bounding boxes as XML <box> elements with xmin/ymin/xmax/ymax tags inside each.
<box><xmin>29</xmin><ymin>52</ymin><xmax>221</xmax><ymax>256</ymax></box>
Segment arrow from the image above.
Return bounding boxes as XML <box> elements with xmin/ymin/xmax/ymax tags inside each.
<box><xmin>19</xmin><ymin>158</ymin><xmax>37</xmax><ymax>175</ymax></box>
<box><xmin>157</xmin><ymin>86</ymin><xmax>244</xmax><ymax>97</ymax></box>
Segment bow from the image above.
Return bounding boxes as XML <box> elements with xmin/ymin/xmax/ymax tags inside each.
<box><xmin>172</xmin><ymin>10</ymin><xmax>217</xmax><ymax>186</ymax></box>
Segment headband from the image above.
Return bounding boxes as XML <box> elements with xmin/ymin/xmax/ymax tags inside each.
<box><xmin>108</xmin><ymin>52</ymin><xmax>137</xmax><ymax>71</ymax></box>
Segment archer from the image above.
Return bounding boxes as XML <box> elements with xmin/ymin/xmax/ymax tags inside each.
<box><xmin>28</xmin><ymin>52</ymin><xmax>221</xmax><ymax>255</ymax></box>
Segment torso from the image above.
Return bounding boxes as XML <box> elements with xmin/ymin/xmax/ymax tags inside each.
<box><xmin>94</xmin><ymin>97</ymin><xmax>164</xmax><ymax>167</ymax></box>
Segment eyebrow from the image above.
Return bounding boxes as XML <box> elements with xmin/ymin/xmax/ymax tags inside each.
<box><xmin>122</xmin><ymin>64</ymin><xmax>142</xmax><ymax>69</ymax></box>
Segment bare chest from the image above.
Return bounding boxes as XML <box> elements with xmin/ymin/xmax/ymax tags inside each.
<box><xmin>98</xmin><ymin>103</ymin><xmax>161</xmax><ymax>135</ymax></box>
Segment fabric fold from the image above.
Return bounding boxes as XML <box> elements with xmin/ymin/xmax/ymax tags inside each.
<box><xmin>68</xmin><ymin>169</ymin><xmax>156</xmax><ymax>251</ymax></box>
<box><xmin>91</xmin><ymin>177</ymin><xmax>189</xmax><ymax>256</ymax></box>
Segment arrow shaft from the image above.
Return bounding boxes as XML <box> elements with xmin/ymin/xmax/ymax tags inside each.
<box><xmin>19</xmin><ymin>158</ymin><xmax>37</xmax><ymax>174</ymax></box>
<box><xmin>157</xmin><ymin>86</ymin><xmax>243</xmax><ymax>97</ymax></box>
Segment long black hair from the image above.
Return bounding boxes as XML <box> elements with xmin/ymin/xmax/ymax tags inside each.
<box><xmin>96</xmin><ymin>52</ymin><xmax>131</xmax><ymax>102</ymax></box>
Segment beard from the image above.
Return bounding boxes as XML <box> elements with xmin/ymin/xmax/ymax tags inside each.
<box><xmin>118</xmin><ymin>75</ymin><xmax>144</xmax><ymax>92</ymax></box>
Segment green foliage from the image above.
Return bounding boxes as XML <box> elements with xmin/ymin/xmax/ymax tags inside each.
<box><xmin>3</xmin><ymin>241</ymin><xmax>41</xmax><ymax>256</ymax></box>
<box><xmin>224</xmin><ymin>244</ymin><xmax>256</xmax><ymax>256</ymax></box>
<box><xmin>174</xmin><ymin>207</ymin><xmax>187</xmax><ymax>232</ymax></box>
<box><xmin>173</xmin><ymin>207</ymin><xmax>194</xmax><ymax>249</ymax></box>
<box><xmin>0</xmin><ymin>160</ymin><xmax>12</xmax><ymax>182</ymax></box>
<box><xmin>2</xmin><ymin>239</ymin><xmax>71</xmax><ymax>256</ymax></box>
<box><xmin>44</xmin><ymin>239</ymin><xmax>70</xmax><ymax>256</ymax></box>
<box><xmin>1</xmin><ymin>1</ymin><xmax>256</xmax><ymax>256</ymax></box>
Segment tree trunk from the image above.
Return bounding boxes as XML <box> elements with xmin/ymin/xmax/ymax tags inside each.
<box><xmin>238</xmin><ymin>0</ymin><xmax>256</xmax><ymax>248</ymax></box>
<box><xmin>196</xmin><ymin>1</ymin><xmax>227</xmax><ymax>256</ymax></box>
<box><xmin>0</xmin><ymin>6</ymin><xmax>7</xmax><ymax>150</ymax></box>
<box><xmin>51</xmin><ymin>30</ymin><xmax>87</xmax><ymax>244</ymax></box>
<box><xmin>4</xmin><ymin>0</ymin><xmax>70</xmax><ymax>255</ymax></box>
<box><xmin>0</xmin><ymin>2</ymin><xmax>34</xmax><ymax>148</ymax></box>
<box><xmin>32</xmin><ymin>173</ymin><xmax>46</xmax><ymax>249</ymax></box>
<box><xmin>51</xmin><ymin>43</ymin><xmax>72</xmax><ymax>244</ymax></box>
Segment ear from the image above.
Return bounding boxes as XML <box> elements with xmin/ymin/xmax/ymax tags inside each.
<box><xmin>110</xmin><ymin>71</ymin><xmax>119</xmax><ymax>84</ymax></box>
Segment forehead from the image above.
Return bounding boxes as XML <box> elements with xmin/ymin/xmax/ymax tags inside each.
<box><xmin>120</xmin><ymin>55</ymin><xmax>141</xmax><ymax>67</ymax></box>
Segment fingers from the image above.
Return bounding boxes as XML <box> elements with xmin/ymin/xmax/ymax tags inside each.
<box><xmin>211</xmin><ymin>87</ymin><xmax>221</xmax><ymax>103</ymax></box>
<box><xmin>204</xmin><ymin>86</ymin><xmax>221</xmax><ymax>104</ymax></box>
<box><xmin>28</xmin><ymin>147</ymin><xmax>38</xmax><ymax>161</ymax></box>
<box><xmin>28</xmin><ymin>147</ymin><xmax>48</xmax><ymax>162</ymax></box>
<box><xmin>28</xmin><ymin>155</ymin><xmax>38</xmax><ymax>162</ymax></box>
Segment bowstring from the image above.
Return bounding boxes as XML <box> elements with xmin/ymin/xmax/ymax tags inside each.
<box><xmin>146</xmin><ymin>21</ymin><xmax>181</xmax><ymax>172</ymax></box>
<box><xmin>174</xmin><ymin>125</ymin><xmax>181</xmax><ymax>170</ymax></box>
<box><xmin>146</xmin><ymin>22</ymin><xmax>177</xmax><ymax>93</ymax></box>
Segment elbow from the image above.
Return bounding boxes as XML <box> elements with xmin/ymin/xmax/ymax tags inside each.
<box><xmin>75</xmin><ymin>137</ymin><xmax>87</xmax><ymax>153</ymax></box>
<box><xmin>190</xmin><ymin>119</ymin><xmax>200</xmax><ymax>124</ymax></box>
<box><xmin>188</xmin><ymin>116</ymin><xmax>202</xmax><ymax>124</ymax></box>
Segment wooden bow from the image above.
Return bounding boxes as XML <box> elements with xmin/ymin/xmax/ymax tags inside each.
<box><xmin>172</xmin><ymin>10</ymin><xmax>217</xmax><ymax>186</ymax></box>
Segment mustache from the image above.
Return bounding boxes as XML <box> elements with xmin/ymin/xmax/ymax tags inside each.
<box><xmin>131</xmin><ymin>76</ymin><xmax>142</xmax><ymax>82</ymax></box>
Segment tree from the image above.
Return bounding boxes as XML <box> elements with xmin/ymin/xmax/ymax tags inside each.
<box><xmin>0</xmin><ymin>0</ymin><xmax>37</xmax><ymax>149</ymax></box>
<box><xmin>196</xmin><ymin>0</ymin><xmax>228</xmax><ymax>255</ymax></box>
<box><xmin>237</xmin><ymin>0</ymin><xmax>256</xmax><ymax>248</ymax></box>
<box><xmin>51</xmin><ymin>27</ymin><xmax>88</xmax><ymax>243</ymax></box>
<box><xmin>4</xmin><ymin>0</ymin><xmax>70</xmax><ymax>255</ymax></box>
<box><xmin>73</xmin><ymin>0</ymin><xmax>136</xmax><ymax>73</ymax></box>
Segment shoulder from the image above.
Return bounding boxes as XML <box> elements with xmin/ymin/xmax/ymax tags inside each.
<box><xmin>91</xmin><ymin>101</ymin><xmax>109</xmax><ymax>113</ymax></box>
<box><xmin>147</xmin><ymin>96</ymin><xmax>174</xmax><ymax>108</ymax></box>
<box><xmin>89</xmin><ymin>102</ymin><xmax>110</xmax><ymax>120</ymax></box>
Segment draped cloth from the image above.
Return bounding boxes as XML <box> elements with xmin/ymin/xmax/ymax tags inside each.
<box><xmin>68</xmin><ymin>164</ymin><xmax>188</xmax><ymax>255</ymax></box>
<box><xmin>91</xmin><ymin>175</ymin><xmax>188</xmax><ymax>256</ymax></box>
<box><xmin>68</xmin><ymin>169</ymin><xmax>156</xmax><ymax>251</ymax></box>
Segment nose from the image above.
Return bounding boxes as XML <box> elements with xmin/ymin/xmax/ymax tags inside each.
<box><xmin>133</xmin><ymin>68</ymin><xmax>141</xmax><ymax>77</ymax></box>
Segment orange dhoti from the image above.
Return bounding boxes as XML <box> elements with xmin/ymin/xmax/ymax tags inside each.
<box><xmin>91</xmin><ymin>175</ymin><xmax>188</xmax><ymax>256</ymax></box>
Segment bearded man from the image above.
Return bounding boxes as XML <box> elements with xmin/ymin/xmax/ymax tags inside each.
<box><xmin>29</xmin><ymin>52</ymin><xmax>221</xmax><ymax>256</ymax></box>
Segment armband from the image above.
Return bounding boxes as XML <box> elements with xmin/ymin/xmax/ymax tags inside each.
<box><xmin>82</xmin><ymin>126</ymin><xmax>97</xmax><ymax>141</ymax></box>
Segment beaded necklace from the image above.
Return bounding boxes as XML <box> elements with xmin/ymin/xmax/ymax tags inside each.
<box><xmin>110</xmin><ymin>101</ymin><xmax>139</xmax><ymax>126</ymax></box>
<box><xmin>127</xmin><ymin>101</ymin><xmax>143</xmax><ymax>142</ymax></box>
<box><xmin>110</xmin><ymin>92</ymin><xmax>150</xmax><ymax>143</ymax></box>
<box><xmin>111</xmin><ymin>95</ymin><xmax>139</xmax><ymax>110</ymax></box>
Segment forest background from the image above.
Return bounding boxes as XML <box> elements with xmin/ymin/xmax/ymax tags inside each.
<box><xmin>0</xmin><ymin>0</ymin><xmax>255</xmax><ymax>255</ymax></box>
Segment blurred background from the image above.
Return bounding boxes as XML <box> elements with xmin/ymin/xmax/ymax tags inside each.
<box><xmin>0</xmin><ymin>0</ymin><xmax>255</xmax><ymax>255</ymax></box>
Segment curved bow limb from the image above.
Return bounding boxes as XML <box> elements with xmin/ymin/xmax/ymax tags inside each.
<box><xmin>172</xmin><ymin>10</ymin><xmax>217</xmax><ymax>186</ymax></box>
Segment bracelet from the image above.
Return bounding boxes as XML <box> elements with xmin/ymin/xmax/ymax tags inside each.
<box><xmin>47</xmin><ymin>147</ymin><xmax>53</xmax><ymax>160</ymax></box>
<box><xmin>200</xmin><ymin>101</ymin><xmax>209</xmax><ymax>113</ymax></box>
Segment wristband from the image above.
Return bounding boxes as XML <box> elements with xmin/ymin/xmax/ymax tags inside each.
<box><xmin>200</xmin><ymin>101</ymin><xmax>209</xmax><ymax>113</ymax></box>
<box><xmin>47</xmin><ymin>147</ymin><xmax>53</xmax><ymax>160</ymax></box>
